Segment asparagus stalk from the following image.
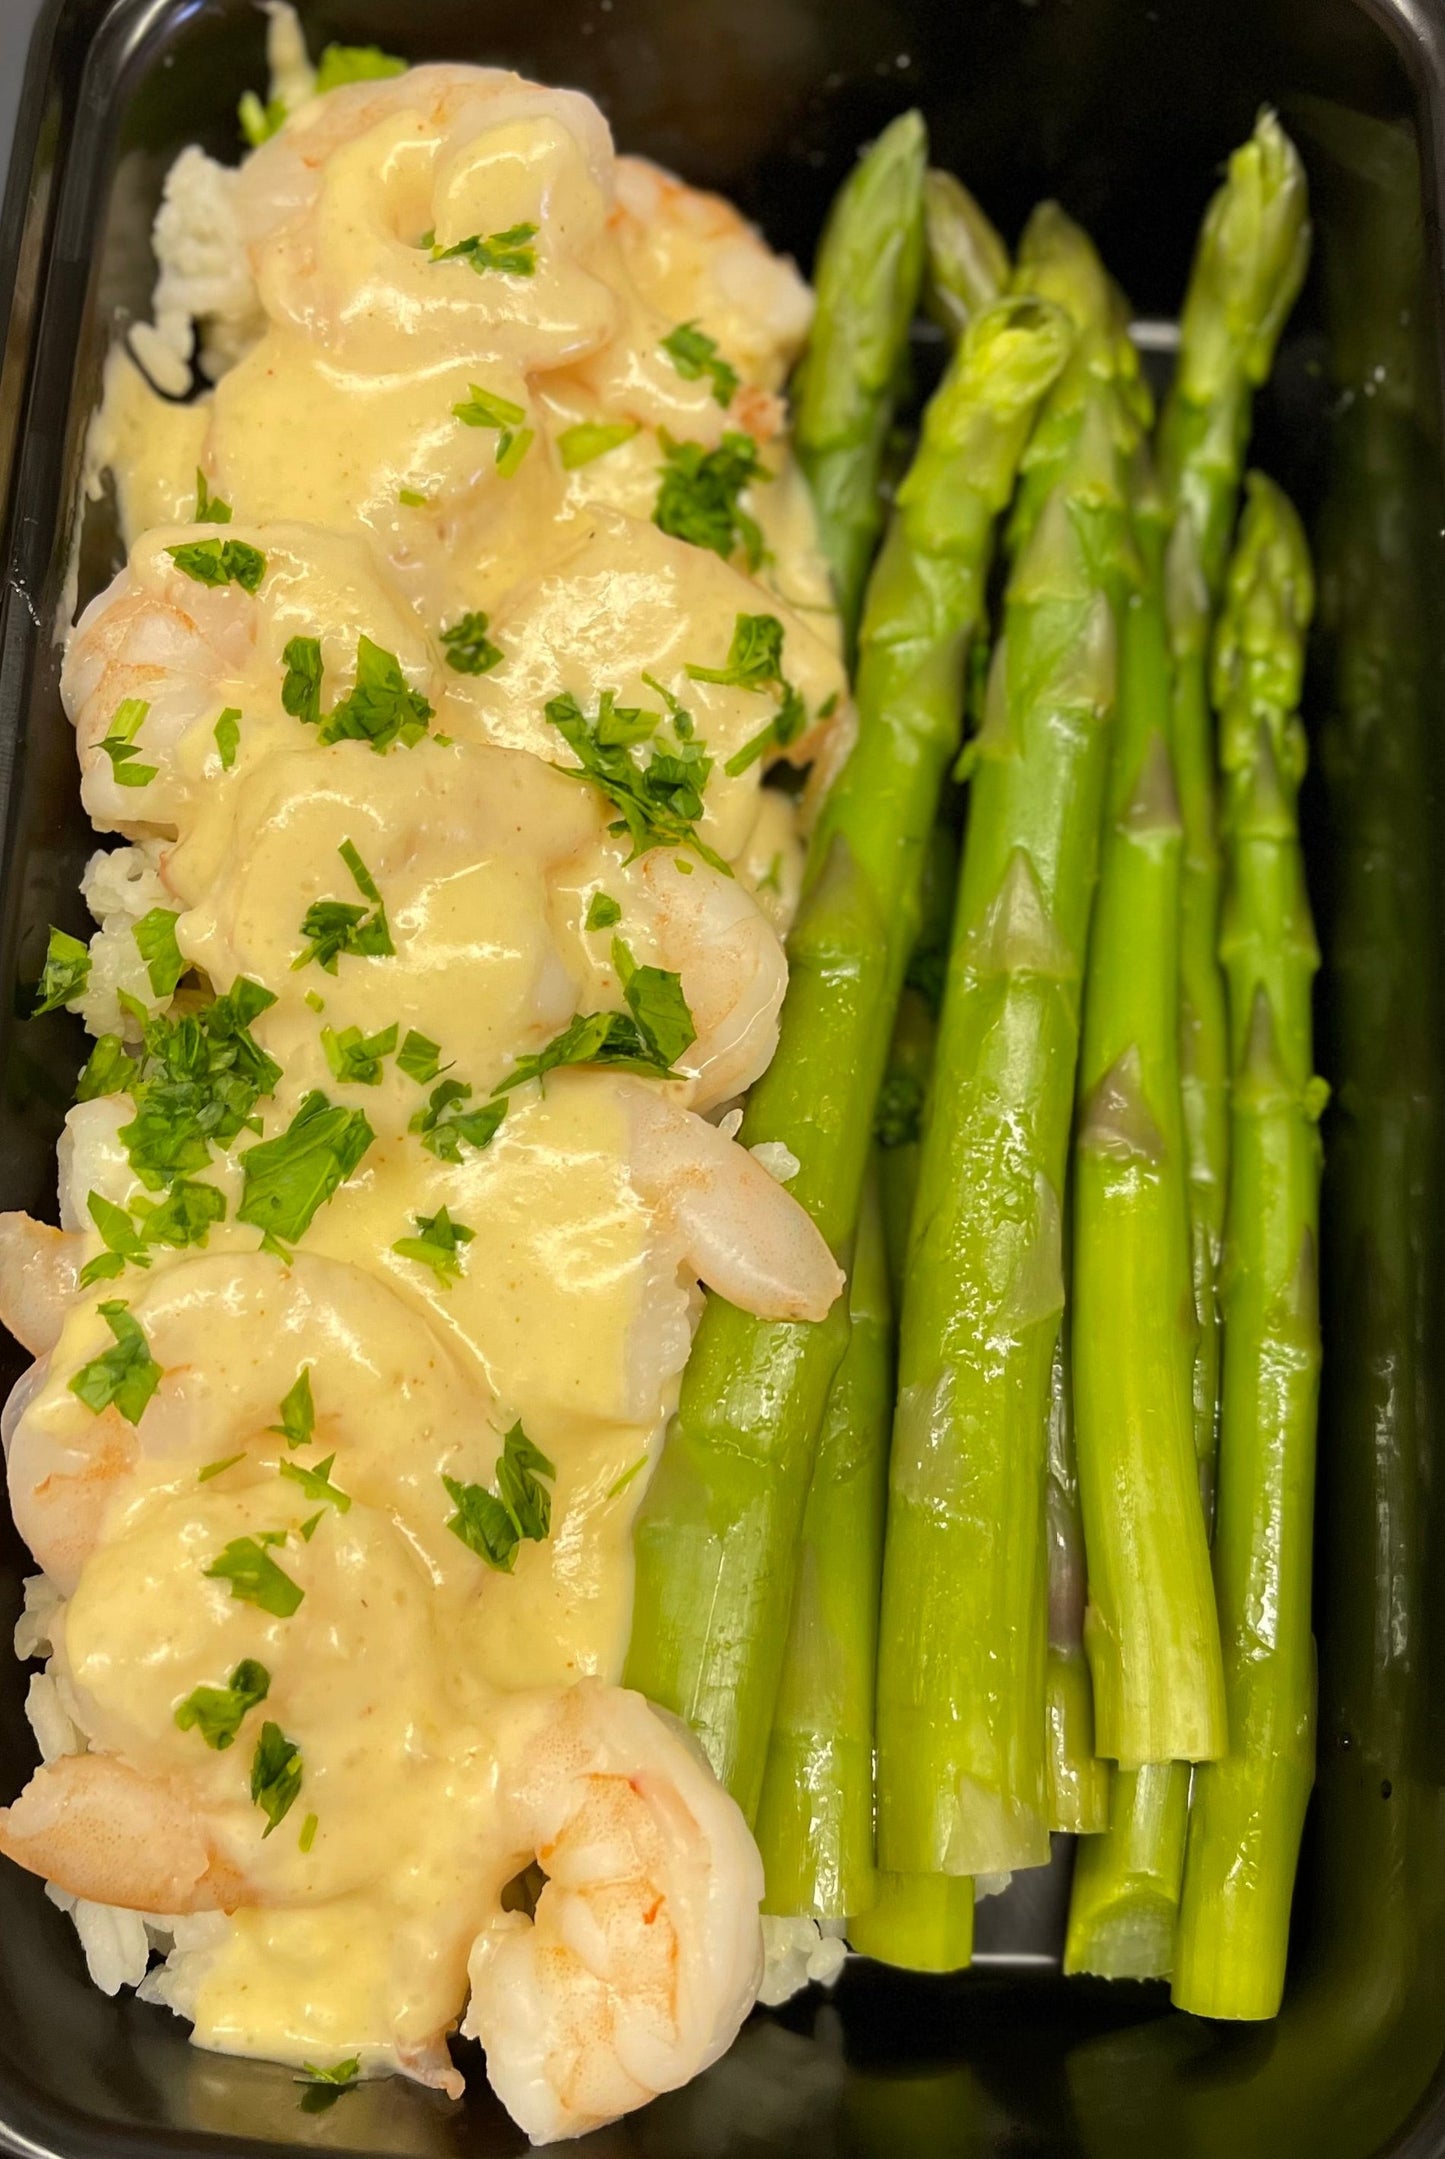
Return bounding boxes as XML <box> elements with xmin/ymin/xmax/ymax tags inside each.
<box><xmin>627</xmin><ymin>294</ymin><xmax>1073</xmax><ymax>1820</ymax></box>
<box><xmin>847</xmin><ymin>1870</ymin><xmax>974</xmax><ymax>1973</ymax></box>
<box><xmin>1173</xmin><ymin>473</ymin><xmax>1323</xmax><ymax>2020</ymax></box>
<box><xmin>1158</xmin><ymin>112</ymin><xmax>1311</xmax><ymax>1494</ymax></box>
<box><xmin>1066</xmin><ymin>1764</ymin><xmax>1189</xmax><ymax>1978</ymax></box>
<box><xmin>1045</xmin><ymin>1329</ymin><xmax>1110</xmax><ymax>1836</ymax></box>
<box><xmin>875</xmin><ymin>208</ymin><xmax>1137</xmax><ymax>1878</ymax></box>
<box><xmin>1071</xmin><ymin>484</ymin><xmax>1226</xmax><ymax>1769</ymax></box>
<box><xmin>922</xmin><ymin>169</ymin><xmax>1009</xmax><ymax>337</ymax></box>
<box><xmin>793</xmin><ymin>112</ymin><xmax>928</xmax><ymax>644</ymax></box>
<box><xmin>754</xmin><ymin>1162</ymin><xmax>892</xmax><ymax>1919</ymax></box>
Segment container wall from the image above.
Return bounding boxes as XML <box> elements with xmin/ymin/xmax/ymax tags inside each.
<box><xmin>0</xmin><ymin>2</ymin><xmax>1441</xmax><ymax>2155</ymax></box>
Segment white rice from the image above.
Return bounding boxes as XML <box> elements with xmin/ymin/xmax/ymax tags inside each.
<box><xmin>146</xmin><ymin>148</ymin><xmax>260</xmax><ymax>388</ymax></box>
<box><xmin>749</xmin><ymin>1140</ymin><xmax>801</xmax><ymax>1185</ymax></box>
<box><xmin>757</xmin><ymin>1916</ymin><xmax>848</xmax><ymax>2008</ymax></box>
<box><xmin>75</xmin><ymin>841</ymin><xmax>171</xmax><ymax>1038</ymax></box>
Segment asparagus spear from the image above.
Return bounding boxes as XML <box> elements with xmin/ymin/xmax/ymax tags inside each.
<box><xmin>1157</xmin><ymin>112</ymin><xmax>1311</xmax><ymax>1492</ymax></box>
<box><xmin>1066</xmin><ymin>1763</ymin><xmax>1189</xmax><ymax>1977</ymax></box>
<box><xmin>793</xmin><ymin>111</ymin><xmax>928</xmax><ymax>644</ymax></box>
<box><xmin>874</xmin><ymin>209</ymin><xmax>1137</xmax><ymax>1878</ymax></box>
<box><xmin>627</xmin><ymin>293</ymin><xmax>1073</xmax><ymax>1820</ymax></box>
<box><xmin>754</xmin><ymin>1162</ymin><xmax>892</xmax><ymax>1919</ymax></box>
<box><xmin>1173</xmin><ymin>473</ymin><xmax>1323</xmax><ymax>2020</ymax></box>
<box><xmin>1045</xmin><ymin>1329</ymin><xmax>1110</xmax><ymax>1836</ymax></box>
<box><xmin>1071</xmin><ymin>481</ymin><xmax>1226</xmax><ymax>1770</ymax></box>
<box><xmin>847</xmin><ymin>1870</ymin><xmax>974</xmax><ymax>1973</ymax></box>
<box><xmin>922</xmin><ymin>169</ymin><xmax>1010</xmax><ymax>337</ymax></box>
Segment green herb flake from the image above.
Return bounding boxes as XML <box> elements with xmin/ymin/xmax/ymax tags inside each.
<box><xmin>298</xmin><ymin>1812</ymin><xmax>319</xmax><ymax>1854</ymax></box>
<box><xmin>585</xmin><ymin>891</ymin><xmax>621</xmax><ymax>932</ymax></box>
<box><xmin>166</xmin><ymin>538</ymin><xmax>267</xmax><ymax>594</ymax></box>
<box><xmin>442</xmin><ymin>1421</ymin><xmax>555</xmax><ymax>1572</ymax></box>
<box><xmin>439</xmin><ymin>612</ymin><xmax>502</xmax><ymax>676</ymax></box>
<box><xmin>297</xmin><ymin>1509</ymin><xmax>324</xmax><ymax>1542</ymax></box>
<box><xmin>75</xmin><ymin>1033</ymin><xmax>133</xmax><ymax>1101</ymax></box>
<box><xmin>33</xmin><ymin>927</ymin><xmax>90</xmax><ymax>1016</ymax></box>
<box><xmin>214</xmin><ymin>707</ymin><xmax>241</xmax><ymax>770</ymax></box>
<box><xmin>396</xmin><ymin>1029</ymin><xmax>446</xmax><ymax>1084</ymax></box>
<box><xmin>408</xmin><ymin>1079</ymin><xmax>505</xmax><ymax>1162</ymax></box>
<box><xmin>612</xmin><ymin>937</ymin><xmax>696</xmax><ymax>1067</ymax></box>
<box><xmin>79</xmin><ymin>1191</ymin><xmax>150</xmax><ymax>1289</ymax></box>
<box><xmin>68</xmin><ymin>1301</ymin><xmax>162</xmax><ymax>1425</ymax></box>
<box><xmin>314</xmin><ymin>42</ymin><xmax>406</xmax><ymax>92</ymax></box>
<box><xmin>452</xmin><ymin>383</ymin><xmax>526</xmax><ymax>431</ymax></box>
<box><xmin>659</xmin><ymin>320</ymin><xmax>739</xmax><ymax>408</ymax></box>
<box><xmin>175</xmin><ymin>1658</ymin><xmax>270</xmax><ymax>1751</ymax></box>
<box><xmin>606</xmin><ymin>1453</ymin><xmax>648</xmax><ymax>1500</ymax></box>
<box><xmin>392</xmin><ymin>1205</ymin><xmax>475</xmax><ymax>1287</ymax></box>
<box><xmin>544</xmin><ymin>690</ymin><xmax>728</xmax><ymax>874</ymax></box>
<box><xmin>297</xmin><ymin>2057</ymin><xmax>359</xmax><ymax>2088</ymax></box>
<box><xmin>398</xmin><ymin>487</ymin><xmax>429</xmax><ymax>508</ymax></box>
<box><xmin>239</xmin><ymin>90</ymin><xmax>287</xmax><ymax>147</ymax></box>
<box><xmin>430</xmin><ymin>222</ymin><xmax>539</xmax><ymax>276</ymax></box>
<box><xmin>324</xmin><ymin>636</ymin><xmax>433</xmax><ymax>752</ymax></box>
<box><xmin>132</xmin><ymin>909</ymin><xmax>187</xmax><ymax>999</ymax></box>
<box><xmin>278</xmin><ymin>1450</ymin><xmax>351</xmax><ymax>1514</ymax></box>
<box><xmin>293</xmin><ymin>841</ymin><xmax>393</xmax><ymax>973</ymax></box>
<box><xmin>686</xmin><ymin>612</ymin><xmax>785</xmax><ymax>690</ymax></box>
<box><xmin>269</xmin><ymin>1368</ymin><xmax>315</xmax><ymax>1449</ymax></box>
<box><xmin>133</xmin><ymin>1177</ymin><xmax>227</xmax><ymax>1250</ymax></box>
<box><xmin>205</xmin><ymin>1537</ymin><xmax>304</xmax><ymax>1619</ymax></box>
<box><xmin>96</xmin><ymin>696</ymin><xmax>158</xmax><ymax>788</ymax></box>
<box><xmin>198</xmin><ymin>1452</ymin><xmax>244</xmax><ymax>1483</ymax></box>
<box><xmin>558</xmin><ymin>419</ymin><xmax>640</xmax><ymax>470</ymax></box>
<box><xmin>495</xmin><ymin>426</ymin><xmax>535</xmax><ymax>479</ymax></box>
<box><xmin>321</xmin><ymin>1020</ymin><xmax>398</xmax><ymax>1086</ymax></box>
<box><xmin>281</xmin><ymin>636</ymin><xmax>324</xmax><ymax>728</ymax></box>
<box><xmin>251</xmin><ymin>1719</ymin><xmax>303</xmax><ymax>1835</ymax></box>
<box><xmin>195</xmin><ymin>469</ymin><xmax>232</xmax><ymax>524</ymax></box>
<box><xmin>653</xmin><ymin>430</ymin><xmax>768</xmax><ymax>568</ymax></box>
<box><xmin>236</xmin><ymin>1091</ymin><xmax>374</xmax><ymax>1244</ymax></box>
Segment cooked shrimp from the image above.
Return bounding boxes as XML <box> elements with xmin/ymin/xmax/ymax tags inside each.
<box><xmin>0</xmin><ymin>1753</ymin><xmax>251</xmax><ymax>1914</ymax></box>
<box><xmin>622</xmin><ymin>1081</ymin><xmax>841</xmax><ymax>1323</ymax></box>
<box><xmin>62</xmin><ymin>522</ymin><xmax>438</xmax><ymax>836</ymax></box>
<box><xmin>0</xmin><ymin>1218</ymin><xmax>80</xmax><ymax>1354</ymax></box>
<box><xmin>465</xmin><ymin>1677</ymin><xmax>763</xmax><ymax>2143</ymax></box>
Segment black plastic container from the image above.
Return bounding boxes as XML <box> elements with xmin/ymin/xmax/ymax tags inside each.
<box><xmin>1</xmin><ymin>1</ymin><xmax>1444</xmax><ymax>2153</ymax></box>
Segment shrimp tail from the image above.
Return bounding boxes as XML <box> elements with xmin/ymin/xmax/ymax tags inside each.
<box><xmin>0</xmin><ymin>1754</ymin><xmax>252</xmax><ymax>1915</ymax></box>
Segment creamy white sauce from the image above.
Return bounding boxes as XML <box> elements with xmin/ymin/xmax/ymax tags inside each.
<box><xmin>11</xmin><ymin>46</ymin><xmax>844</xmax><ymax>2102</ymax></box>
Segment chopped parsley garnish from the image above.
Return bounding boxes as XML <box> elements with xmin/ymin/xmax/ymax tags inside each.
<box><xmin>114</xmin><ymin>983</ymin><xmax>279</xmax><ymax>1192</ymax></box>
<box><xmin>166</xmin><ymin>538</ymin><xmax>266</xmax><ymax>594</ymax></box>
<box><xmin>443</xmin><ymin>1421</ymin><xmax>556</xmax><ymax>1572</ymax></box>
<box><xmin>612</xmin><ymin>937</ymin><xmax>696</xmax><ymax>1066</ymax></box>
<box><xmin>134</xmin><ymin>1176</ymin><xmax>227</xmax><ymax>1249</ymax></box>
<box><xmin>251</xmin><ymin>1720</ymin><xmax>303</xmax><ymax>1835</ymax></box>
<box><xmin>453</xmin><ymin>383</ymin><xmax>532</xmax><ymax>472</ymax></box>
<box><xmin>607</xmin><ymin>1454</ymin><xmax>648</xmax><ymax>1499</ymax></box>
<box><xmin>284</xmin><ymin>635</ymin><xmax>432</xmax><ymax>752</ymax></box>
<box><xmin>79</xmin><ymin>1192</ymin><xmax>149</xmax><ymax>1288</ymax></box>
<box><xmin>236</xmin><ymin>1091</ymin><xmax>374</xmax><ymax>1244</ymax></box>
<box><xmin>238</xmin><ymin>91</ymin><xmax>286</xmax><ymax>146</ymax></box>
<box><xmin>408</xmin><ymin>1079</ymin><xmax>505</xmax><ymax>1162</ymax></box>
<box><xmin>298</xmin><ymin>2057</ymin><xmax>359</xmax><ymax>2088</ymax></box>
<box><xmin>279</xmin><ymin>1450</ymin><xmax>350</xmax><ymax>1513</ymax></box>
<box><xmin>653</xmin><ymin>430</ymin><xmax>767</xmax><ymax>568</ymax></box>
<box><xmin>33</xmin><ymin>927</ymin><xmax>90</xmax><ymax>1016</ymax></box>
<box><xmin>660</xmin><ymin>321</ymin><xmax>739</xmax><ymax>408</ymax></box>
<box><xmin>199</xmin><ymin>1452</ymin><xmax>243</xmax><ymax>1482</ymax></box>
<box><xmin>76</xmin><ymin>1033</ymin><xmax>132</xmax><ymax>1100</ymax></box>
<box><xmin>585</xmin><ymin>891</ymin><xmax>621</xmax><ymax>931</ymax></box>
<box><xmin>194</xmin><ymin>469</ymin><xmax>232</xmax><ymax>524</ymax></box>
<box><xmin>98</xmin><ymin>697</ymin><xmax>158</xmax><ymax>788</ymax></box>
<box><xmin>496</xmin><ymin>1002</ymin><xmax>689</xmax><ymax>1093</ymax></box>
<box><xmin>392</xmin><ymin>1206</ymin><xmax>474</xmax><ymax>1286</ymax></box>
<box><xmin>439</xmin><ymin>612</ymin><xmax>502</xmax><ymax>676</ymax></box>
<box><xmin>214</xmin><ymin>707</ymin><xmax>241</xmax><ymax>770</ymax></box>
<box><xmin>205</xmin><ymin>1537</ymin><xmax>304</xmax><ymax>1619</ymax></box>
<box><xmin>557</xmin><ymin>420</ymin><xmax>639</xmax><ymax>470</ymax></box>
<box><xmin>396</xmin><ymin>1029</ymin><xmax>446</xmax><ymax>1084</ymax></box>
<box><xmin>320</xmin><ymin>1020</ymin><xmax>397</xmax><ymax>1086</ymax></box>
<box><xmin>686</xmin><ymin>612</ymin><xmax>808</xmax><ymax>775</ymax></box>
<box><xmin>68</xmin><ymin>1301</ymin><xmax>162</xmax><ymax>1425</ymax></box>
<box><xmin>544</xmin><ymin>689</ymin><xmax>728</xmax><ymax>874</ymax></box>
<box><xmin>314</xmin><ymin>42</ymin><xmax>406</xmax><ymax>92</ymax></box>
<box><xmin>132</xmin><ymin>908</ymin><xmax>187</xmax><ymax>999</ymax></box>
<box><xmin>431</xmin><ymin>222</ymin><xmax>538</xmax><ymax>276</ymax></box>
<box><xmin>175</xmin><ymin>1659</ymin><xmax>270</xmax><ymax>1751</ymax></box>
<box><xmin>298</xmin><ymin>1812</ymin><xmax>319</xmax><ymax>1854</ymax></box>
<box><xmin>398</xmin><ymin>487</ymin><xmax>429</xmax><ymax>508</ymax></box>
<box><xmin>269</xmin><ymin>1368</ymin><xmax>315</xmax><ymax>1449</ymax></box>
<box><xmin>293</xmin><ymin>841</ymin><xmax>393</xmax><ymax>973</ymax></box>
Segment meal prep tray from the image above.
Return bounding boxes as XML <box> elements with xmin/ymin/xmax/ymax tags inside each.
<box><xmin>0</xmin><ymin>0</ymin><xmax>1442</xmax><ymax>2152</ymax></box>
